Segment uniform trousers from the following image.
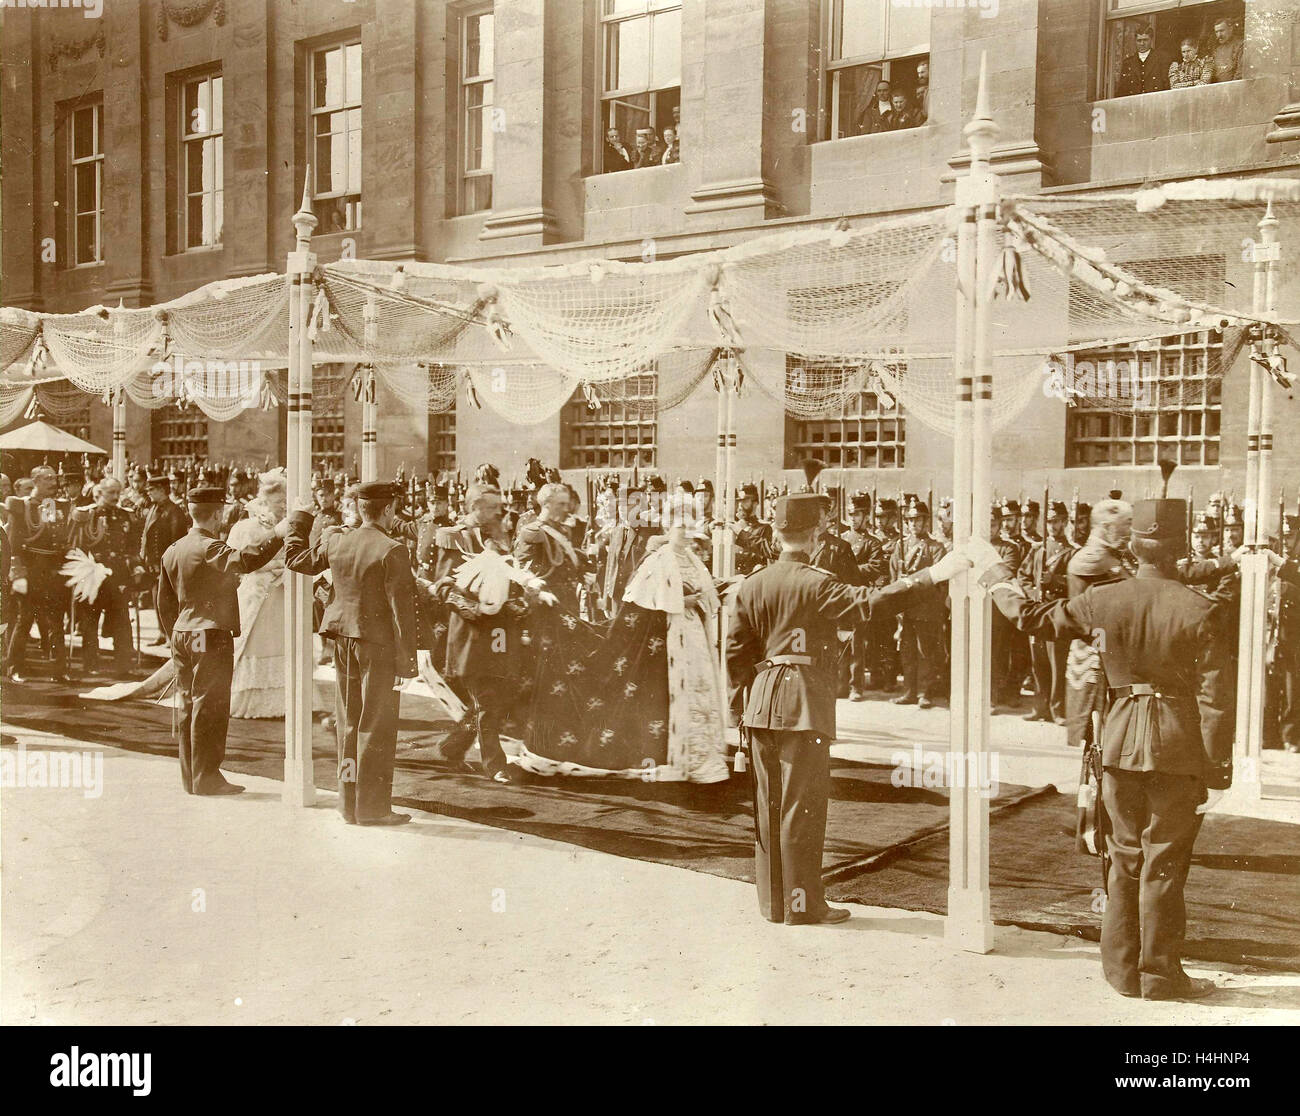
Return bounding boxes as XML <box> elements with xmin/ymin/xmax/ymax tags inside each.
<box><xmin>442</xmin><ymin>673</ymin><xmax>510</xmax><ymax>776</ymax></box>
<box><xmin>749</xmin><ymin>728</ymin><xmax>832</xmax><ymax>923</ymax></box>
<box><xmin>78</xmin><ymin>580</ymin><xmax>133</xmax><ymax>670</ymax></box>
<box><xmin>333</xmin><ymin>636</ymin><xmax>401</xmax><ymax>823</ymax></box>
<box><xmin>1029</xmin><ymin>634</ymin><xmax>1069</xmax><ymax>720</ymax></box>
<box><xmin>898</xmin><ymin>615</ymin><xmax>943</xmax><ymax>699</ymax></box>
<box><xmin>1101</xmin><ymin>767</ymin><xmax>1204</xmax><ymax>998</ymax></box>
<box><xmin>865</xmin><ymin>609</ymin><xmax>899</xmax><ymax>688</ymax></box>
<box><xmin>4</xmin><ymin>561</ymin><xmax>67</xmax><ymax>673</ymax></box>
<box><xmin>171</xmin><ymin>629</ymin><xmax>235</xmax><ymax>794</ymax></box>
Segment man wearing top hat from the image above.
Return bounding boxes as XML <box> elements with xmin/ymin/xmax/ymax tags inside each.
<box><xmin>284</xmin><ymin>480</ymin><xmax>419</xmax><ymax>823</ymax></box>
<box><xmin>968</xmin><ymin>495</ymin><xmax>1235</xmax><ymax>1001</ymax></box>
<box><xmin>1018</xmin><ymin>501</ymin><xmax>1077</xmax><ymax>724</ymax></box>
<box><xmin>727</xmin><ymin>492</ymin><xmax>969</xmax><ymax>925</ymax></box>
<box><xmin>733</xmin><ymin>482</ymin><xmax>775</xmax><ymax>576</ymax></box>
<box><xmin>158</xmin><ymin>485</ymin><xmax>287</xmax><ymax>796</ymax></box>
<box><xmin>844</xmin><ymin>492</ymin><xmax>889</xmax><ymax>700</ymax></box>
<box><xmin>4</xmin><ymin>464</ymin><xmax>74</xmax><ymax>682</ymax></box>
<box><xmin>140</xmin><ymin>473</ymin><xmax>190</xmax><ymax>646</ymax></box>
<box><xmin>888</xmin><ymin>497</ymin><xmax>948</xmax><ymax>708</ymax></box>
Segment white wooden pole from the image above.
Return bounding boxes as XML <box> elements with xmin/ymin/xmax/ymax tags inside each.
<box><xmin>946</xmin><ymin>53</ymin><xmax>996</xmax><ymax>954</ymax></box>
<box><xmin>111</xmin><ymin>388</ymin><xmax>127</xmax><ymax>481</ymax></box>
<box><xmin>721</xmin><ymin>352</ymin><xmax>738</xmax><ymax>580</ymax></box>
<box><xmin>284</xmin><ymin>174</ymin><xmax>318</xmax><ymax>807</ymax></box>
<box><xmin>712</xmin><ymin>354</ymin><xmax>727</xmax><ymax>575</ymax></box>
<box><xmin>362</xmin><ymin>296</ymin><xmax>379</xmax><ymax>482</ymax></box>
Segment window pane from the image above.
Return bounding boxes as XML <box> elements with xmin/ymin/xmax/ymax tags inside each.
<box><xmin>73</xmin><ymin>106</ymin><xmax>95</xmax><ymax>158</ymax></box>
<box><xmin>837</xmin><ymin>0</ymin><xmax>885</xmax><ymax>61</ymax></box>
<box><xmin>74</xmin><ymin>162</ymin><xmax>97</xmax><ymax>213</ymax></box>
<box><xmin>215</xmin><ymin>136</ymin><xmax>224</xmax><ymax>191</ymax></box>
<box><xmin>466</xmin><ymin>12</ymin><xmax>494</xmax><ymax>79</ymax></box>
<box><xmin>185</xmin><ymin>140</ymin><xmax>204</xmax><ymax>194</ymax></box>
<box><xmin>465</xmin><ymin>97</ymin><xmax>485</xmax><ymax>171</ymax></box>
<box><xmin>650</xmin><ymin>8</ymin><xmax>680</xmax><ymax>86</ymax></box>
<box><xmin>184</xmin><ymin>81</ymin><xmax>201</xmax><ymax>136</ymax></box>
<box><xmin>315</xmin><ymin>132</ymin><xmax>337</xmax><ymax>193</ymax></box>
<box><xmin>606</xmin><ymin>0</ymin><xmax>648</xmax><ymax>13</ymax></box>
<box><xmin>886</xmin><ymin>3</ymin><xmax>929</xmax><ymax>56</ymax></box>
<box><xmin>347</xmin><ymin>125</ymin><xmax>361</xmax><ymax>194</ymax></box>
<box><xmin>346</xmin><ymin>43</ymin><xmax>361</xmax><ymax>103</ymax></box>
<box><xmin>606</xmin><ymin>17</ymin><xmax>650</xmax><ymax>91</ymax></box>
<box><xmin>314</xmin><ymin>47</ymin><xmax>343</xmax><ymax>108</ymax></box>
<box><xmin>187</xmin><ymin>194</ymin><xmax>205</xmax><ymax>248</ymax></box>
<box><xmin>211</xmin><ymin>76</ymin><xmax>223</xmax><ymax>132</ymax></box>
<box><xmin>76</xmin><ymin>214</ymin><xmax>97</xmax><ymax>263</ymax></box>
<box><xmin>212</xmin><ymin>189</ymin><xmax>223</xmax><ymax>245</ymax></box>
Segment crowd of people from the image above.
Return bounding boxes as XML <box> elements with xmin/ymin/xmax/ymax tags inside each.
<box><xmin>603</xmin><ymin>105</ymin><xmax>681</xmax><ymax>172</ymax></box>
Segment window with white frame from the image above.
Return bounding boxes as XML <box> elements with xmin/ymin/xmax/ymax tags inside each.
<box><xmin>560</xmin><ymin>372</ymin><xmax>658</xmax><ymax>468</ymax></box>
<box><xmin>182</xmin><ymin>72</ymin><xmax>223</xmax><ymax>249</ymax></box>
<box><xmin>600</xmin><ymin>0</ymin><xmax>680</xmax><ymax>173</ymax></box>
<box><xmin>459</xmin><ymin>7</ymin><xmax>494</xmax><ymax>214</ymax></box>
<box><xmin>784</xmin><ymin>358</ymin><xmax>907</xmax><ymax>469</ymax></box>
<box><xmin>310</xmin><ymin>40</ymin><xmax>362</xmax><ymax>233</ymax></box>
<box><xmin>823</xmin><ymin>0</ymin><xmax>929</xmax><ymax>140</ymax></box>
<box><xmin>1100</xmin><ymin>0</ymin><xmax>1245</xmax><ymax>99</ymax></box>
<box><xmin>70</xmin><ymin>100</ymin><xmax>105</xmax><ymax>266</ymax></box>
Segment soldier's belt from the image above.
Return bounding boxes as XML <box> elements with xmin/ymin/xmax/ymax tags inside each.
<box><xmin>755</xmin><ymin>654</ymin><xmax>814</xmax><ymax>671</ymax></box>
<box><xmin>1109</xmin><ymin>683</ymin><xmax>1193</xmax><ymax>700</ymax></box>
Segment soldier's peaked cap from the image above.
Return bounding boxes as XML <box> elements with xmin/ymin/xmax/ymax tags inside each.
<box><xmin>850</xmin><ymin>492</ymin><xmax>871</xmax><ymax>511</ymax></box>
<box><xmin>357</xmin><ymin>480</ymin><xmax>401</xmax><ymax>501</ymax></box>
<box><xmin>1131</xmin><ymin>498</ymin><xmax>1187</xmax><ymax>541</ymax></box>
<box><xmin>187</xmin><ymin>486</ymin><xmax>227</xmax><ymax>505</ymax></box>
<box><xmin>146</xmin><ymin>473</ymin><xmax>171</xmax><ymax>488</ymax></box>
<box><xmin>740</xmin><ymin>482</ymin><xmax>760</xmax><ymax>499</ymax></box>
<box><xmin>1048</xmin><ymin>501</ymin><xmax>1069</xmax><ymax>518</ymax></box>
<box><xmin>772</xmin><ymin>493</ymin><xmax>822</xmax><ymax>532</ymax></box>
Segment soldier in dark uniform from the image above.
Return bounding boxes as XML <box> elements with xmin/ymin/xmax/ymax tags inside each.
<box><xmin>889</xmin><ymin>497</ymin><xmax>948</xmax><ymax>708</ymax></box>
<box><xmin>991</xmin><ymin>500</ymin><xmax>1030</xmax><ymax>707</ymax></box>
<box><xmin>1019</xmin><ymin>499</ymin><xmax>1043</xmax><ymax>546</ymax></box>
<box><xmin>119</xmin><ymin>465</ymin><xmax>150</xmax><ymax>517</ymax></box>
<box><xmin>140</xmin><ymin>473</ymin><xmax>190</xmax><ymax>647</ymax></box>
<box><xmin>1019</xmin><ymin>501</ymin><xmax>1077</xmax><ymax>723</ymax></box>
<box><xmin>1072</xmin><ymin>501</ymin><xmax>1092</xmax><ymax>548</ymax></box>
<box><xmin>810</xmin><ymin>494</ymin><xmax>860</xmax><ymax>698</ymax></box>
<box><xmin>863</xmin><ymin>497</ymin><xmax>901</xmax><ymax>690</ymax></box>
<box><xmin>974</xmin><ymin>496</ymin><xmax>1235</xmax><ymax>1000</ymax></box>
<box><xmin>1269</xmin><ymin>529</ymin><xmax>1300</xmax><ymax>752</ymax></box>
<box><xmin>158</xmin><ymin>486</ymin><xmax>285</xmax><ymax>796</ymax></box>
<box><xmin>514</xmin><ymin>482</ymin><xmax>585</xmax><ymax>614</ymax></box>
<box><xmin>285</xmin><ymin>480</ymin><xmax>419</xmax><ymax>824</ymax></box>
<box><xmin>727</xmin><ymin>493</ymin><xmax>967</xmax><ymax>925</ymax></box>
<box><xmin>307</xmin><ymin>476</ymin><xmax>344</xmax><ymax>548</ymax></box>
<box><xmin>3</xmin><ymin>465</ymin><xmax>73</xmax><ymax>682</ymax></box>
<box><xmin>844</xmin><ymin>492</ymin><xmax>889</xmax><ymax>699</ymax></box>
<box><xmin>733</xmin><ymin>482</ymin><xmax>775</xmax><ymax>576</ymax></box>
<box><xmin>70</xmin><ymin>475</ymin><xmax>143</xmax><ymax>677</ymax></box>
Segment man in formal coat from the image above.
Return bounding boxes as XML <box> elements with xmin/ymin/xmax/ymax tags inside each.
<box><xmin>1020</xmin><ymin>501</ymin><xmax>1078</xmax><ymax>724</ymax></box>
<box><xmin>158</xmin><ymin>486</ymin><xmax>285</xmax><ymax>796</ymax></box>
<box><xmin>1115</xmin><ymin>25</ymin><xmax>1168</xmax><ymax>96</ymax></box>
<box><xmin>514</xmin><ymin>482</ymin><xmax>585</xmax><ymax>614</ymax></box>
<box><xmin>140</xmin><ymin>473</ymin><xmax>189</xmax><ymax>645</ymax></box>
<box><xmin>727</xmin><ymin>493</ymin><xmax>967</xmax><ymax>925</ymax></box>
<box><xmin>889</xmin><ymin>497</ymin><xmax>948</xmax><ymax>708</ymax></box>
<box><xmin>70</xmin><ymin>476</ymin><xmax>142</xmax><ymax>677</ymax></box>
<box><xmin>4</xmin><ymin>465</ymin><xmax>73</xmax><ymax>682</ymax></box>
<box><xmin>733</xmin><ymin>483</ymin><xmax>776</xmax><ymax>576</ymax></box>
<box><xmin>971</xmin><ymin>496</ymin><xmax>1235</xmax><ymax>1000</ymax></box>
<box><xmin>284</xmin><ymin>480</ymin><xmax>418</xmax><ymax>824</ymax></box>
<box><xmin>844</xmin><ymin>492</ymin><xmax>889</xmax><ymax>699</ymax></box>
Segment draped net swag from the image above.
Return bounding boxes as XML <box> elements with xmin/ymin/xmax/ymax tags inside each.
<box><xmin>3</xmin><ymin>177</ymin><xmax>1299</xmax><ymax>435</ymax></box>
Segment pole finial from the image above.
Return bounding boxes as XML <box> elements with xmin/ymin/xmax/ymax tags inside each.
<box><xmin>293</xmin><ymin>165</ymin><xmax>318</xmax><ymax>244</ymax></box>
<box><xmin>963</xmin><ymin>50</ymin><xmax>999</xmax><ymax>158</ymax></box>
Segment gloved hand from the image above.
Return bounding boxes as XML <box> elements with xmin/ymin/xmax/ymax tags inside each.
<box><xmin>11</xmin><ymin>577</ymin><xmax>28</xmax><ymax>595</ymax></box>
<box><xmin>928</xmin><ymin>548</ymin><xmax>972</xmax><ymax>584</ymax></box>
<box><xmin>961</xmin><ymin>537</ymin><xmax>1006</xmax><ymax>582</ymax></box>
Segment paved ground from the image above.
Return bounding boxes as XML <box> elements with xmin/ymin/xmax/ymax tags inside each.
<box><xmin>3</xmin><ymin>722</ymin><xmax>1298</xmax><ymax>1026</ymax></box>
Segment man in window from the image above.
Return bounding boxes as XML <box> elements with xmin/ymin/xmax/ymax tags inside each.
<box><xmin>887</xmin><ymin>90</ymin><xmax>917</xmax><ymax>131</ymax></box>
<box><xmin>661</xmin><ymin>126</ymin><xmax>679</xmax><ymax>164</ymax></box>
<box><xmin>855</xmin><ymin>79</ymin><xmax>893</xmax><ymax>135</ymax></box>
<box><xmin>631</xmin><ymin>127</ymin><xmax>665</xmax><ymax>169</ymax></box>
<box><xmin>1169</xmin><ymin>37</ymin><xmax>1211</xmax><ymax>89</ymax></box>
<box><xmin>604</xmin><ymin>126</ymin><xmax>632</xmax><ymax>173</ymax></box>
<box><xmin>1116</xmin><ymin>25</ymin><xmax>1167</xmax><ymax>97</ymax></box>
<box><xmin>1208</xmin><ymin>18</ymin><xmax>1243</xmax><ymax>83</ymax></box>
<box><xmin>914</xmin><ymin>60</ymin><xmax>929</xmax><ymax>124</ymax></box>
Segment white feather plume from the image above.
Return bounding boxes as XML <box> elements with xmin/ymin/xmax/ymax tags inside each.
<box><xmin>453</xmin><ymin>548</ymin><xmax>535</xmax><ymax>615</ymax></box>
<box><xmin>61</xmin><ymin>548</ymin><xmax>112</xmax><ymax>604</ymax></box>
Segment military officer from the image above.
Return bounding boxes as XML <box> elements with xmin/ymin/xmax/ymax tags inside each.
<box><xmin>844</xmin><ymin>492</ymin><xmax>889</xmax><ymax>699</ymax></box>
<box><xmin>139</xmin><ymin>473</ymin><xmax>190</xmax><ymax>647</ymax></box>
<box><xmin>1269</xmin><ymin>533</ymin><xmax>1300</xmax><ymax>752</ymax></box>
<box><xmin>727</xmin><ymin>493</ymin><xmax>968</xmax><ymax>925</ymax></box>
<box><xmin>871</xmin><ymin>497</ymin><xmax>900</xmax><ymax>547</ymax></box>
<box><xmin>158</xmin><ymin>485</ymin><xmax>286</xmax><ymax>796</ymax></box>
<box><xmin>1072</xmin><ymin>500</ymin><xmax>1092</xmax><ymax>548</ymax></box>
<box><xmin>991</xmin><ymin>500</ymin><xmax>1030</xmax><ymax>707</ymax></box>
<box><xmin>3</xmin><ymin>465</ymin><xmax>73</xmax><ymax>682</ymax></box>
<box><xmin>514</xmin><ymin>481</ymin><xmax>585</xmax><ymax>614</ymax></box>
<box><xmin>1019</xmin><ymin>499</ymin><xmax>1043</xmax><ymax>546</ymax></box>
<box><xmin>415</xmin><ymin>484</ymin><xmax>456</xmax><ymax>579</ymax></box>
<box><xmin>889</xmin><ymin>497</ymin><xmax>948</xmax><ymax>708</ymax></box>
<box><xmin>733</xmin><ymin>482</ymin><xmax>775</xmax><ymax>576</ymax></box>
<box><xmin>1019</xmin><ymin>501</ymin><xmax>1077</xmax><ymax>724</ymax></box>
<box><xmin>70</xmin><ymin>475</ymin><xmax>142</xmax><ymax>677</ymax></box>
<box><xmin>307</xmin><ymin>476</ymin><xmax>344</xmax><ymax>548</ymax></box>
<box><xmin>285</xmin><ymin>480</ymin><xmax>419</xmax><ymax>824</ymax></box>
<box><xmin>119</xmin><ymin>466</ymin><xmax>150</xmax><ymax>516</ymax></box>
<box><xmin>971</xmin><ymin>496</ymin><xmax>1235</xmax><ymax>1000</ymax></box>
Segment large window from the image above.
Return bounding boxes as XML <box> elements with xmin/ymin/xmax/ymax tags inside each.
<box><xmin>824</xmin><ymin>0</ymin><xmax>929</xmax><ymax>140</ymax></box>
<box><xmin>459</xmin><ymin>7</ymin><xmax>494</xmax><ymax>214</ymax></box>
<box><xmin>429</xmin><ymin>410</ymin><xmax>456</xmax><ymax>475</ymax></box>
<box><xmin>560</xmin><ymin>372</ymin><xmax>657</xmax><ymax>469</ymax></box>
<box><xmin>182</xmin><ymin>72</ymin><xmax>223</xmax><ymax>249</ymax></box>
<box><xmin>1100</xmin><ymin>0</ymin><xmax>1245</xmax><ymax>99</ymax></box>
<box><xmin>69</xmin><ymin>100</ymin><xmax>104</xmax><ymax>266</ymax></box>
<box><xmin>310</xmin><ymin>40</ymin><xmax>362</xmax><ymax>233</ymax></box>
<box><xmin>600</xmin><ymin>0</ymin><xmax>680</xmax><ymax>172</ymax></box>
<box><xmin>152</xmin><ymin>405</ymin><xmax>209</xmax><ymax>467</ymax></box>
<box><xmin>784</xmin><ymin>360</ymin><xmax>906</xmax><ymax>469</ymax></box>
<box><xmin>312</xmin><ymin>365</ymin><xmax>348</xmax><ymax>476</ymax></box>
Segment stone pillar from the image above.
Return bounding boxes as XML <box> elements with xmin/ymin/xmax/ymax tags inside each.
<box><xmin>364</xmin><ymin>0</ymin><xmax>421</xmax><ymax>261</ymax></box>
<box><xmin>103</xmin><ymin>0</ymin><xmax>153</xmax><ymax>307</ymax></box>
<box><xmin>227</xmin><ymin>0</ymin><xmax>274</xmax><ymax>278</ymax></box>
<box><xmin>1</xmin><ymin>11</ymin><xmax>41</xmax><ymax>309</ymax></box>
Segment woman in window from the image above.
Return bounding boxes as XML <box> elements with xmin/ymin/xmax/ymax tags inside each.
<box><xmin>1169</xmin><ymin>38</ymin><xmax>1211</xmax><ymax>90</ymax></box>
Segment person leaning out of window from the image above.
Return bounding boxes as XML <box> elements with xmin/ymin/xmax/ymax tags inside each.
<box><xmin>1208</xmin><ymin>17</ymin><xmax>1243</xmax><ymax>83</ymax></box>
<box><xmin>1169</xmin><ymin>37</ymin><xmax>1211</xmax><ymax>89</ymax></box>
<box><xmin>1116</xmin><ymin>25</ymin><xmax>1167</xmax><ymax>96</ymax></box>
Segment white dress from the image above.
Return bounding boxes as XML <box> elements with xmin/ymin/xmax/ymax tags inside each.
<box><xmin>227</xmin><ymin>501</ymin><xmax>286</xmax><ymax>719</ymax></box>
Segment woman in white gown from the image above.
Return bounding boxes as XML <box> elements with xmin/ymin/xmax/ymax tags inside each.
<box><xmin>225</xmin><ymin>469</ymin><xmax>288</xmax><ymax>718</ymax></box>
